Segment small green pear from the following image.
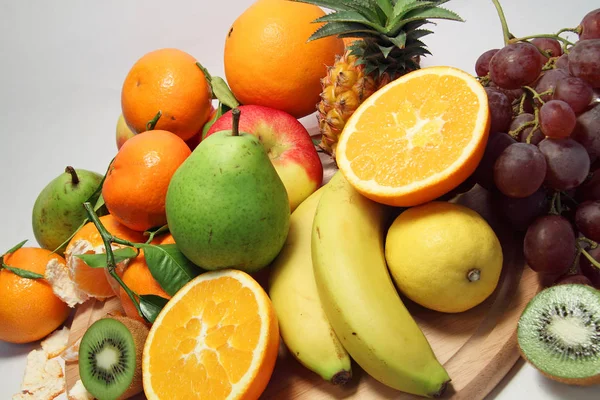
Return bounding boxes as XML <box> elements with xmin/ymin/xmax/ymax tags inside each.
<box><xmin>32</xmin><ymin>167</ymin><xmax>104</xmax><ymax>255</ymax></box>
<box><xmin>165</xmin><ymin>109</ymin><xmax>290</xmax><ymax>273</ymax></box>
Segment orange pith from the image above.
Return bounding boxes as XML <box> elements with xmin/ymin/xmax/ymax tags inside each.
<box><xmin>66</xmin><ymin>215</ymin><xmax>146</xmax><ymax>299</ymax></box>
<box><xmin>337</xmin><ymin>66</ymin><xmax>490</xmax><ymax>207</ymax></box>
<box><xmin>143</xmin><ymin>269</ymin><xmax>279</xmax><ymax>400</ymax></box>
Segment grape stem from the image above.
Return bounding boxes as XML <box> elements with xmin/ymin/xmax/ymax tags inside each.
<box><xmin>549</xmin><ymin>191</ymin><xmax>563</xmax><ymax>215</ymax></box>
<box><xmin>490</xmin><ymin>0</ymin><xmax>512</xmax><ymax>46</ymax></box>
<box><xmin>522</xmin><ymin>86</ymin><xmax>549</xmax><ymax>105</ymax></box>
<box><xmin>508</xmin><ymin>34</ymin><xmax>575</xmax><ymax>47</ymax></box>
<box><xmin>576</xmin><ymin>239</ymin><xmax>600</xmax><ymax>270</ymax></box>
<box><xmin>526</xmin><ymin>108</ymin><xmax>541</xmax><ymax>144</ymax></box>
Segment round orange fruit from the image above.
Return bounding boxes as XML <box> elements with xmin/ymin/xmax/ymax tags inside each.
<box><xmin>0</xmin><ymin>247</ymin><xmax>70</xmax><ymax>343</ymax></box>
<box><xmin>120</xmin><ymin>250</ymin><xmax>171</xmax><ymax>324</ymax></box>
<box><xmin>224</xmin><ymin>0</ymin><xmax>344</xmax><ymax>119</ymax></box>
<box><xmin>336</xmin><ymin>66</ymin><xmax>490</xmax><ymax>207</ymax></box>
<box><xmin>121</xmin><ymin>48</ymin><xmax>212</xmax><ymax>141</ymax></box>
<box><xmin>102</xmin><ymin>130</ymin><xmax>191</xmax><ymax>232</ymax></box>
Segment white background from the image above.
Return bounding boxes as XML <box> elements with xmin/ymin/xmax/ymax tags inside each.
<box><xmin>0</xmin><ymin>0</ymin><xmax>599</xmax><ymax>399</ymax></box>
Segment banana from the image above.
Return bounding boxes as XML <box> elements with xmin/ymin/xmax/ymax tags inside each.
<box><xmin>268</xmin><ymin>185</ymin><xmax>352</xmax><ymax>384</ymax></box>
<box><xmin>311</xmin><ymin>172</ymin><xmax>450</xmax><ymax>397</ymax></box>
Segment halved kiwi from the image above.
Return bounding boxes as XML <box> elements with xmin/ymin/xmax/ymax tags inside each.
<box><xmin>79</xmin><ymin>315</ymin><xmax>149</xmax><ymax>400</ymax></box>
<box><xmin>517</xmin><ymin>284</ymin><xmax>600</xmax><ymax>385</ymax></box>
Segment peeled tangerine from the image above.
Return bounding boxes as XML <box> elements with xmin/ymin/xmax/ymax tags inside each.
<box><xmin>45</xmin><ymin>215</ymin><xmax>145</xmax><ymax>307</ymax></box>
<box><xmin>385</xmin><ymin>202</ymin><xmax>503</xmax><ymax>313</ymax></box>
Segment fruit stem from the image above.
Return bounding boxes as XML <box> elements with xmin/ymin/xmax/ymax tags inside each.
<box><xmin>490</xmin><ymin>0</ymin><xmax>512</xmax><ymax>45</ymax></box>
<box><xmin>576</xmin><ymin>240</ymin><xmax>600</xmax><ymax>270</ymax></box>
<box><xmin>549</xmin><ymin>191</ymin><xmax>561</xmax><ymax>215</ymax></box>
<box><xmin>522</xmin><ymin>86</ymin><xmax>547</xmax><ymax>105</ymax></box>
<box><xmin>231</xmin><ymin>108</ymin><xmax>241</xmax><ymax>137</ymax></box>
<box><xmin>467</xmin><ymin>268</ymin><xmax>481</xmax><ymax>282</ymax></box>
<box><xmin>65</xmin><ymin>166</ymin><xmax>79</xmax><ymax>185</ymax></box>
<box><xmin>526</xmin><ymin>108</ymin><xmax>541</xmax><ymax>144</ymax></box>
<box><xmin>509</xmin><ymin>33</ymin><xmax>575</xmax><ymax>47</ymax></box>
<box><xmin>331</xmin><ymin>370</ymin><xmax>351</xmax><ymax>385</ymax></box>
<box><xmin>146</xmin><ymin>111</ymin><xmax>162</xmax><ymax>131</ymax></box>
<box><xmin>82</xmin><ymin>202</ymin><xmax>145</xmax><ymax>318</ymax></box>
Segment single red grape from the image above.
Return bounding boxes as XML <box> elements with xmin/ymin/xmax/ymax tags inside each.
<box><xmin>493</xmin><ymin>143</ymin><xmax>547</xmax><ymax>198</ymax></box>
<box><xmin>539</xmin><ymin>100</ymin><xmax>577</xmax><ymax>138</ymax></box>
<box><xmin>553</xmin><ymin>76</ymin><xmax>594</xmax><ymax>114</ymax></box>
<box><xmin>524</xmin><ymin>215</ymin><xmax>576</xmax><ymax>275</ymax></box>
<box><xmin>575</xmin><ymin>200</ymin><xmax>600</xmax><ymax>242</ymax></box>
<box><xmin>579</xmin><ymin>8</ymin><xmax>600</xmax><ymax>40</ymax></box>
<box><xmin>475</xmin><ymin>49</ymin><xmax>499</xmax><ymax>77</ymax></box>
<box><xmin>572</xmin><ymin>104</ymin><xmax>600</xmax><ymax>161</ymax></box>
<box><xmin>580</xmin><ymin>246</ymin><xmax>600</xmax><ymax>289</ymax></box>
<box><xmin>577</xmin><ymin>170</ymin><xmax>600</xmax><ymax>202</ymax></box>
<box><xmin>538</xmin><ymin>138</ymin><xmax>590</xmax><ymax>190</ymax></box>
<box><xmin>489</xmin><ymin>43</ymin><xmax>544</xmax><ymax>90</ymax></box>
<box><xmin>530</xmin><ymin>37</ymin><xmax>563</xmax><ymax>59</ymax></box>
<box><xmin>534</xmin><ymin>69</ymin><xmax>568</xmax><ymax>103</ymax></box>
<box><xmin>473</xmin><ymin>132</ymin><xmax>516</xmax><ymax>190</ymax></box>
<box><xmin>485</xmin><ymin>87</ymin><xmax>512</xmax><ymax>134</ymax></box>
<box><xmin>568</xmin><ymin>39</ymin><xmax>600</xmax><ymax>88</ymax></box>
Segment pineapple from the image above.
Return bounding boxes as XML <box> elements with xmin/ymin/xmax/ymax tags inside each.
<box><xmin>293</xmin><ymin>0</ymin><xmax>463</xmax><ymax>157</ymax></box>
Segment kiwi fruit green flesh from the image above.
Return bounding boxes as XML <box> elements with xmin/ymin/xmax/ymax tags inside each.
<box><xmin>79</xmin><ymin>315</ymin><xmax>149</xmax><ymax>400</ymax></box>
<box><xmin>517</xmin><ymin>284</ymin><xmax>600</xmax><ymax>385</ymax></box>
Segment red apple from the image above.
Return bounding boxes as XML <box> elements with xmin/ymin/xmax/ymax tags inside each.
<box><xmin>116</xmin><ymin>113</ymin><xmax>136</xmax><ymax>149</ymax></box>
<box><xmin>206</xmin><ymin>105</ymin><xmax>323</xmax><ymax>211</ymax></box>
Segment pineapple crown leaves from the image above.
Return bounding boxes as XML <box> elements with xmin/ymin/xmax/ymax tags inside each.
<box><xmin>290</xmin><ymin>0</ymin><xmax>463</xmax><ymax>76</ymax></box>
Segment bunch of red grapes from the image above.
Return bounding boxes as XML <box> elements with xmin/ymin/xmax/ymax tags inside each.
<box><xmin>472</xmin><ymin>8</ymin><xmax>600</xmax><ymax>287</ymax></box>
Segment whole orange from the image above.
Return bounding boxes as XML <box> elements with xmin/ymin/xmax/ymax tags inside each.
<box><xmin>224</xmin><ymin>0</ymin><xmax>344</xmax><ymax>119</ymax></box>
<box><xmin>119</xmin><ymin>250</ymin><xmax>171</xmax><ymax>324</ymax></box>
<box><xmin>102</xmin><ymin>130</ymin><xmax>191</xmax><ymax>232</ymax></box>
<box><xmin>0</xmin><ymin>247</ymin><xmax>70</xmax><ymax>343</ymax></box>
<box><xmin>121</xmin><ymin>48</ymin><xmax>212</xmax><ymax>141</ymax></box>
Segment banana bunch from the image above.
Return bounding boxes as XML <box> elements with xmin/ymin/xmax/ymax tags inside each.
<box><xmin>268</xmin><ymin>186</ymin><xmax>352</xmax><ymax>384</ymax></box>
<box><xmin>269</xmin><ymin>172</ymin><xmax>450</xmax><ymax>397</ymax></box>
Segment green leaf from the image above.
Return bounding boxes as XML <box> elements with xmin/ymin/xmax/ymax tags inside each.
<box><xmin>93</xmin><ymin>194</ymin><xmax>105</xmax><ymax>213</ymax></box>
<box><xmin>139</xmin><ymin>294</ymin><xmax>169</xmax><ymax>324</ymax></box>
<box><xmin>211</xmin><ymin>77</ymin><xmax>240</xmax><ymax>109</ymax></box>
<box><xmin>394</xmin><ymin>1</ymin><xmax>438</xmax><ymax>19</ymax></box>
<box><xmin>308</xmin><ymin>22</ymin><xmax>379</xmax><ymax>42</ymax></box>
<box><xmin>314</xmin><ymin>11</ymin><xmax>386</xmax><ymax>33</ymax></box>
<box><xmin>75</xmin><ymin>247</ymin><xmax>138</xmax><ymax>268</ymax></box>
<box><xmin>388</xmin><ymin>31</ymin><xmax>407</xmax><ymax>49</ymax></box>
<box><xmin>388</xmin><ymin>3</ymin><xmax>462</xmax><ymax>35</ymax></box>
<box><xmin>377</xmin><ymin>44</ymin><xmax>396</xmax><ymax>58</ymax></box>
<box><xmin>136</xmin><ymin>244</ymin><xmax>201</xmax><ymax>296</ymax></box>
<box><xmin>393</xmin><ymin>0</ymin><xmax>418</xmax><ymax>18</ymax></box>
<box><xmin>144</xmin><ymin>225</ymin><xmax>170</xmax><ymax>244</ymax></box>
<box><xmin>2</xmin><ymin>240</ymin><xmax>28</xmax><ymax>257</ymax></box>
<box><xmin>407</xmin><ymin>28</ymin><xmax>434</xmax><ymax>39</ymax></box>
<box><xmin>2</xmin><ymin>264</ymin><xmax>44</xmax><ymax>279</ymax></box>
<box><xmin>375</xmin><ymin>0</ymin><xmax>394</xmax><ymax>19</ymax></box>
<box><xmin>201</xmin><ymin>106</ymin><xmax>225</xmax><ymax>141</ymax></box>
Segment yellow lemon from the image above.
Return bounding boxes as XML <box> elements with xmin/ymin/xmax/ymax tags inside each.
<box><xmin>385</xmin><ymin>201</ymin><xmax>503</xmax><ymax>313</ymax></box>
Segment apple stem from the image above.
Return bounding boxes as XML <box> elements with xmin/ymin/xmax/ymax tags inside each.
<box><xmin>232</xmin><ymin>108</ymin><xmax>241</xmax><ymax>137</ymax></box>
<box><xmin>65</xmin><ymin>166</ymin><xmax>79</xmax><ymax>185</ymax></box>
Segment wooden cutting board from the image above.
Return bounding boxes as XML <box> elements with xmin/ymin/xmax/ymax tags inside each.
<box><xmin>65</xmin><ymin>186</ymin><xmax>543</xmax><ymax>399</ymax></box>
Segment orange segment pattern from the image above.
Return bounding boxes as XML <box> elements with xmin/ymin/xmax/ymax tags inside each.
<box><xmin>146</xmin><ymin>276</ymin><xmax>261</xmax><ymax>399</ymax></box>
<box><xmin>345</xmin><ymin>74</ymin><xmax>480</xmax><ymax>187</ymax></box>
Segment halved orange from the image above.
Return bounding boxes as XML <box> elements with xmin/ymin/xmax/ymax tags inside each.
<box><xmin>336</xmin><ymin>66</ymin><xmax>490</xmax><ymax>207</ymax></box>
<box><xmin>142</xmin><ymin>269</ymin><xmax>279</xmax><ymax>400</ymax></box>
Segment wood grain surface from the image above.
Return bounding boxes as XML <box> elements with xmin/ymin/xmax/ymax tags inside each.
<box><xmin>65</xmin><ymin>185</ymin><xmax>543</xmax><ymax>399</ymax></box>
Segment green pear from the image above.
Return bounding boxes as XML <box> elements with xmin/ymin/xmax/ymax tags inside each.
<box><xmin>32</xmin><ymin>167</ymin><xmax>104</xmax><ymax>255</ymax></box>
<box><xmin>165</xmin><ymin>109</ymin><xmax>290</xmax><ymax>273</ymax></box>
